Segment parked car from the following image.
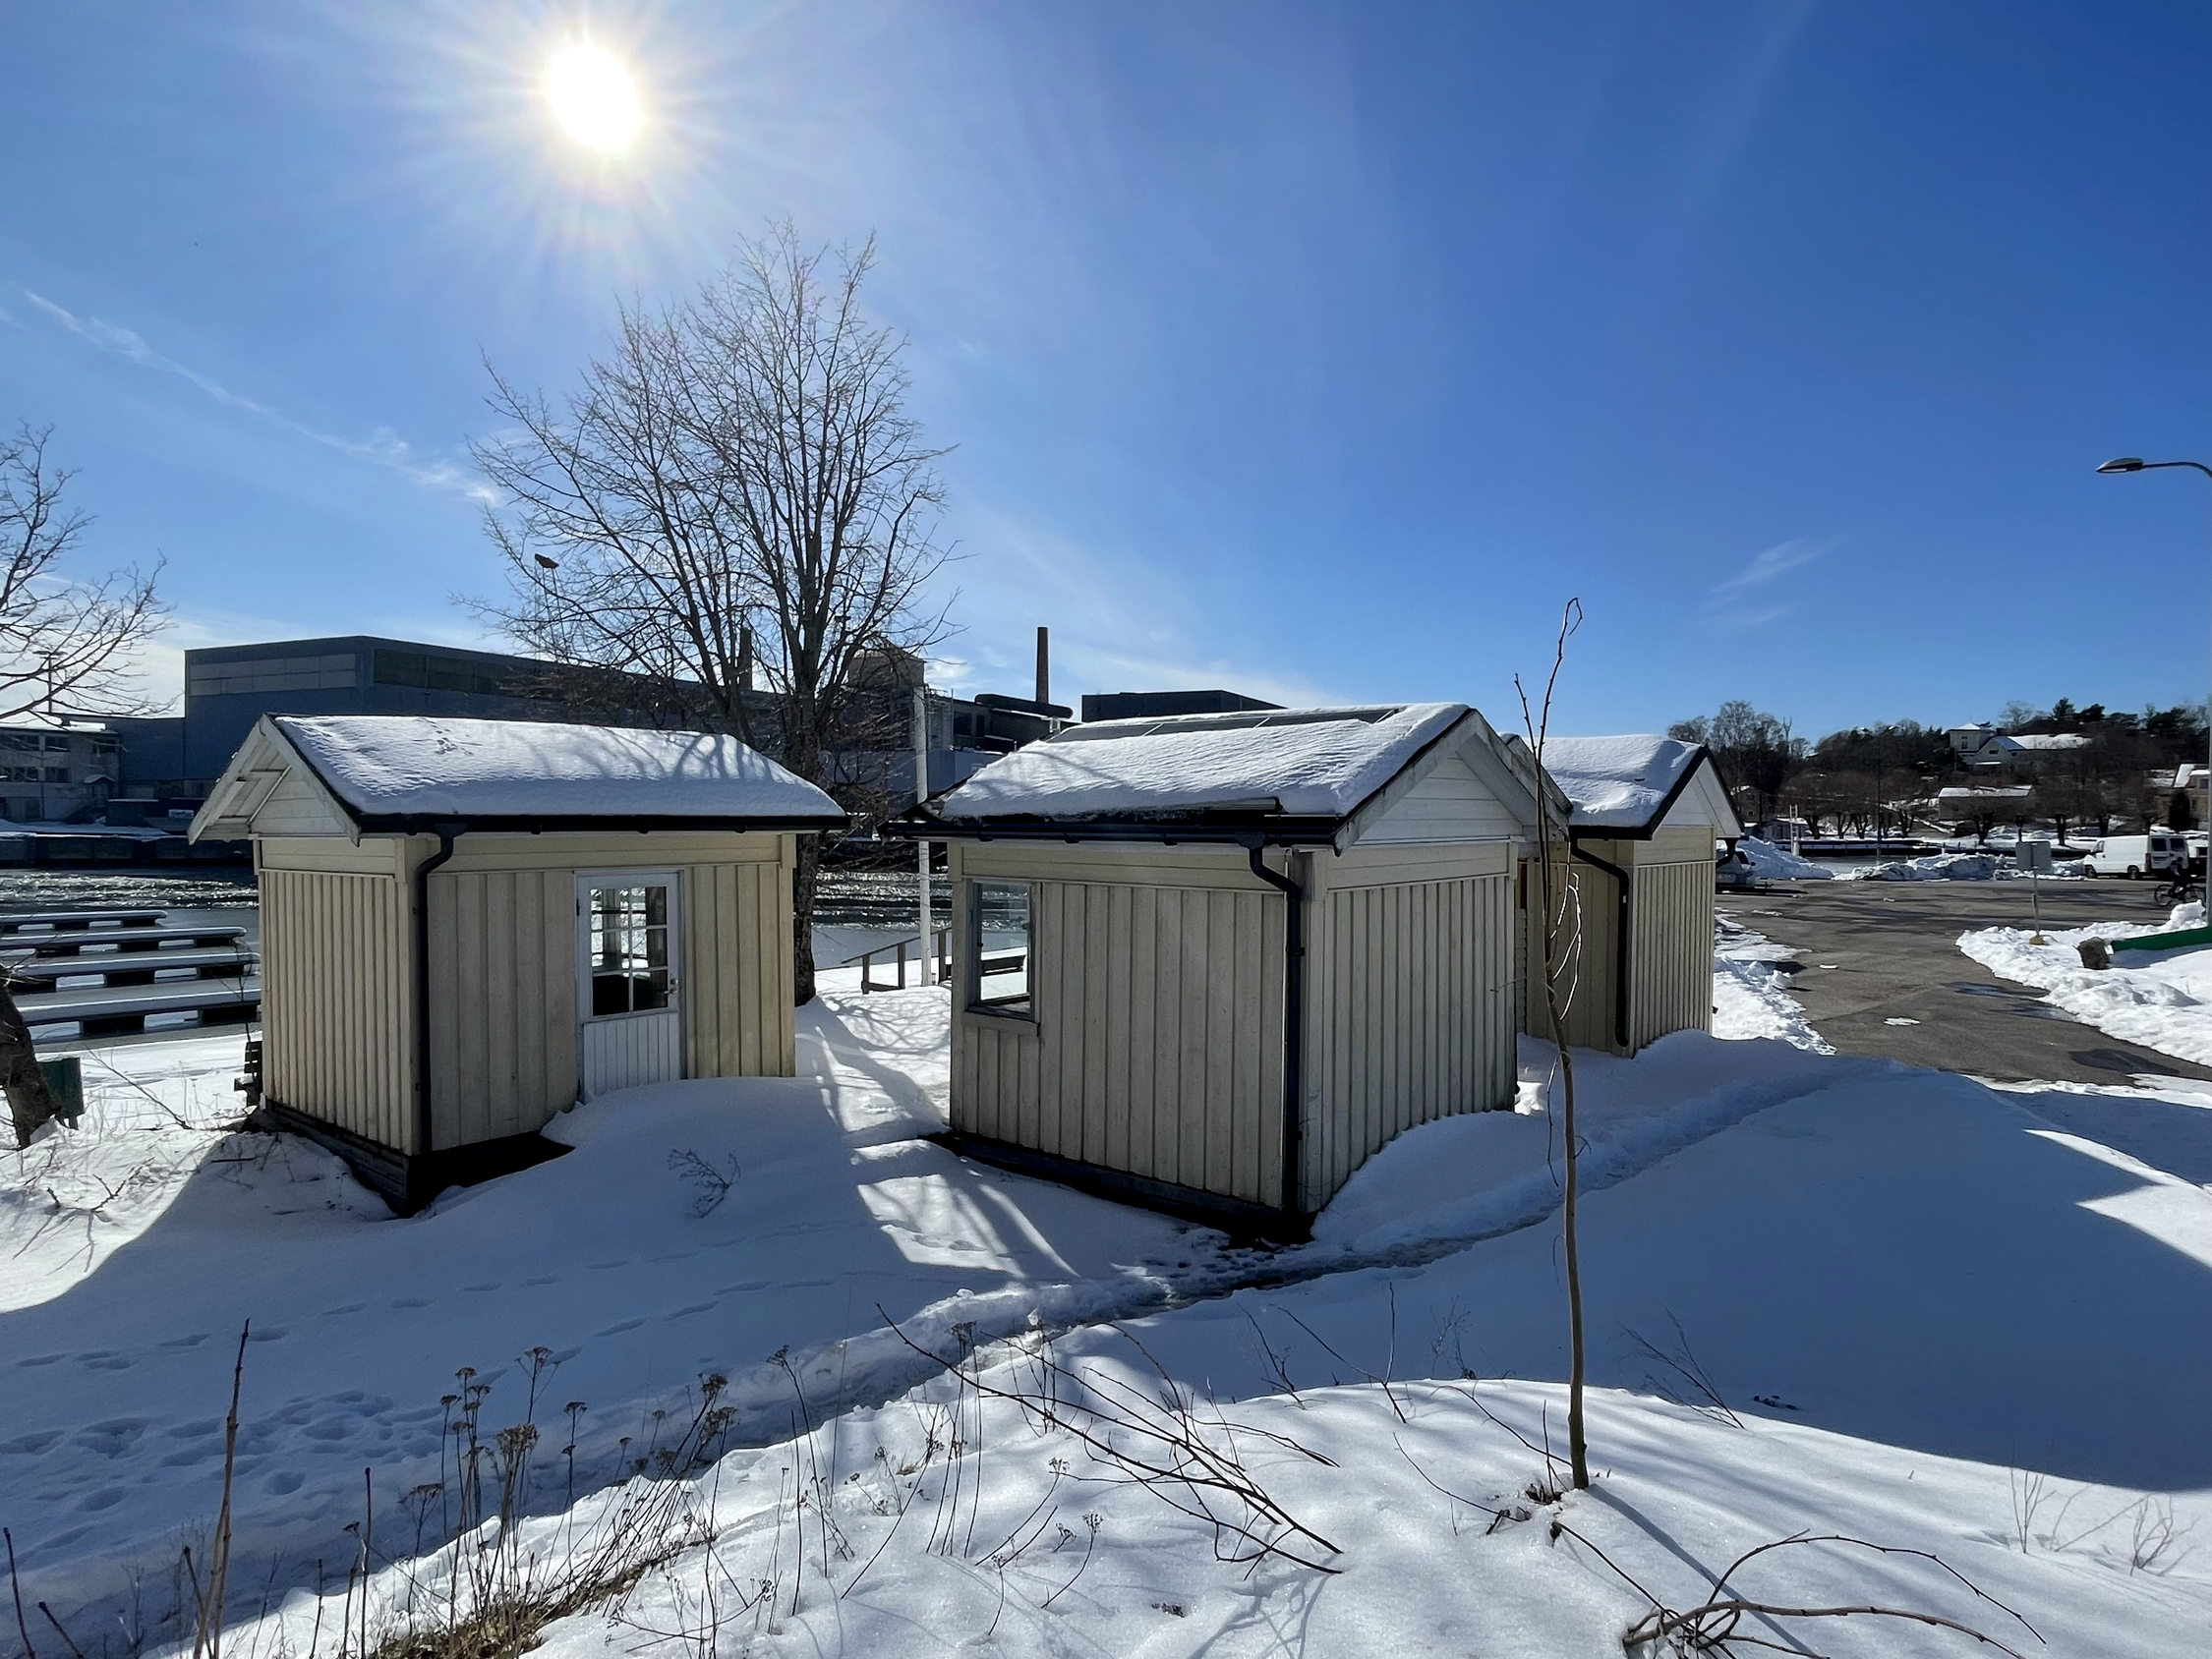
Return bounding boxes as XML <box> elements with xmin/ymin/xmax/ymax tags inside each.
<box><xmin>2083</xmin><ymin>832</ymin><xmax>2189</xmax><ymax>879</ymax></box>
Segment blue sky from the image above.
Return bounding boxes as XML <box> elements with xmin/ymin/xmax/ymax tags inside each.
<box><xmin>4</xmin><ymin>1</ymin><xmax>2210</xmax><ymax>738</ymax></box>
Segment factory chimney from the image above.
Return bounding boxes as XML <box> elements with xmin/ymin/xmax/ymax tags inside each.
<box><xmin>1035</xmin><ymin>625</ymin><xmax>1050</xmax><ymax>710</ymax></box>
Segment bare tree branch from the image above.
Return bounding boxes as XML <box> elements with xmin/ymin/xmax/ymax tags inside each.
<box><xmin>464</xmin><ymin>226</ymin><xmax>955</xmax><ymax>1001</ymax></box>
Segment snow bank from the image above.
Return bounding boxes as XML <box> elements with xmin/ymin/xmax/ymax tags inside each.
<box><xmin>1735</xmin><ymin>833</ymin><xmax>1833</xmax><ymax>880</ymax></box>
<box><xmin>224</xmin><ymin>1026</ymin><xmax>2212</xmax><ymax>1659</ymax></box>
<box><xmin>1961</xmin><ymin>907</ymin><xmax>2212</xmax><ymax>1066</ymax></box>
<box><xmin>937</xmin><ymin>703</ymin><xmax>1467</xmax><ymax>820</ymax></box>
<box><xmin>1539</xmin><ymin>732</ymin><xmax>1703</xmax><ymax>830</ymax></box>
<box><xmin>274</xmin><ymin>715</ymin><xmax>844</xmax><ymax>823</ymax></box>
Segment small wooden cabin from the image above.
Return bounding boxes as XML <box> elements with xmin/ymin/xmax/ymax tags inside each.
<box><xmin>900</xmin><ymin>703</ymin><xmax>1563</xmax><ymax>1230</ymax></box>
<box><xmin>1523</xmin><ymin>735</ymin><xmax>1740</xmax><ymax>1055</ymax></box>
<box><xmin>193</xmin><ymin>715</ymin><xmax>844</xmax><ymax>1211</ymax></box>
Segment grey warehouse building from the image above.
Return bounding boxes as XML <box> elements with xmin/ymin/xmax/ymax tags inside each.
<box><xmin>110</xmin><ymin>636</ymin><xmax>646</xmax><ymax>800</ymax></box>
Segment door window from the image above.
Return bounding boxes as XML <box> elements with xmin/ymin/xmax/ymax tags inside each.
<box><xmin>586</xmin><ymin>884</ymin><xmax>672</xmax><ymax>1016</ymax></box>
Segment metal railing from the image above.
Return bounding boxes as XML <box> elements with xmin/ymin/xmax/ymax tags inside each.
<box><xmin>852</xmin><ymin>927</ymin><xmax>952</xmax><ymax>993</ymax></box>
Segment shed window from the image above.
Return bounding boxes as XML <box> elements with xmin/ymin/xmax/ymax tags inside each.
<box><xmin>586</xmin><ymin>885</ymin><xmax>672</xmax><ymax>1016</ymax></box>
<box><xmin>968</xmin><ymin>881</ymin><xmax>1033</xmax><ymax>1016</ymax></box>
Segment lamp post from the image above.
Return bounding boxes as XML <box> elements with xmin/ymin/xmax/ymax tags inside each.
<box><xmin>2098</xmin><ymin>457</ymin><xmax>2212</xmax><ymax>864</ymax></box>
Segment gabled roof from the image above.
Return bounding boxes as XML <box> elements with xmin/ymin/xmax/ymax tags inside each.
<box><xmin>1542</xmin><ymin>735</ymin><xmax>1742</xmax><ymax>837</ymax></box>
<box><xmin>906</xmin><ymin>703</ymin><xmax>1562</xmax><ymax>849</ymax></box>
<box><xmin>191</xmin><ymin>715</ymin><xmax>845</xmax><ymax>840</ymax></box>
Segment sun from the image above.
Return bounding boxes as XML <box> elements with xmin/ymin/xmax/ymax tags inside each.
<box><xmin>546</xmin><ymin>42</ymin><xmax>641</xmax><ymax>154</ymax></box>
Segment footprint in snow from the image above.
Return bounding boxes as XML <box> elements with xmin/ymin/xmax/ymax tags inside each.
<box><xmin>16</xmin><ymin>1354</ymin><xmax>65</xmax><ymax>1368</ymax></box>
<box><xmin>264</xmin><ymin>1471</ymin><xmax>306</xmax><ymax>1494</ymax></box>
<box><xmin>247</xmin><ymin>1326</ymin><xmax>291</xmax><ymax>1342</ymax></box>
<box><xmin>77</xmin><ymin>1489</ymin><xmax>125</xmax><ymax>1513</ymax></box>
<box><xmin>522</xmin><ymin>1275</ymin><xmax>558</xmax><ymax>1287</ymax></box>
<box><xmin>156</xmin><ymin>1334</ymin><xmax>209</xmax><ymax>1349</ymax></box>
<box><xmin>668</xmin><ymin>1303</ymin><xmax>715</xmax><ymax>1320</ymax></box>
<box><xmin>82</xmin><ymin>1354</ymin><xmax>134</xmax><ymax>1371</ymax></box>
<box><xmin>320</xmin><ymin>1303</ymin><xmax>367</xmax><ymax>1318</ymax></box>
<box><xmin>388</xmin><ymin>1297</ymin><xmax>431</xmax><ymax>1309</ymax></box>
<box><xmin>593</xmin><ymin>1318</ymin><xmax>646</xmax><ymax>1337</ymax></box>
<box><xmin>463</xmin><ymin>1282</ymin><xmax>500</xmax><ymax>1293</ymax></box>
<box><xmin>0</xmin><ymin>1430</ymin><xmax>64</xmax><ymax>1457</ymax></box>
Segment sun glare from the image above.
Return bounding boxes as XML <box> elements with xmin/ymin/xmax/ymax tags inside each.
<box><xmin>547</xmin><ymin>43</ymin><xmax>641</xmax><ymax>153</ymax></box>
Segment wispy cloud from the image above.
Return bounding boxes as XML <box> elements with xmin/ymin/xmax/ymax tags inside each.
<box><xmin>1710</xmin><ymin>537</ymin><xmax>1828</xmax><ymax>599</ymax></box>
<box><xmin>22</xmin><ymin>289</ymin><xmax>496</xmax><ymax>504</ymax></box>
<box><xmin>1700</xmin><ymin>536</ymin><xmax>1834</xmax><ymax>633</ymax></box>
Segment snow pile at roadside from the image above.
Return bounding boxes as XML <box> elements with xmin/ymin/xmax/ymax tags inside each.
<box><xmin>1735</xmin><ymin>833</ymin><xmax>1832</xmax><ymax>879</ymax></box>
<box><xmin>1856</xmin><ymin>851</ymin><xmax>2002</xmax><ymax>881</ymax></box>
<box><xmin>1714</xmin><ymin>919</ymin><xmax>1833</xmax><ymax>1051</ymax></box>
<box><xmin>219</xmin><ymin>1039</ymin><xmax>2212</xmax><ymax>1659</ymax></box>
<box><xmin>1961</xmin><ymin>904</ymin><xmax>2212</xmax><ymax>1065</ymax></box>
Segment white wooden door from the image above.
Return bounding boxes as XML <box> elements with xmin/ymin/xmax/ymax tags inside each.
<box><xmin>577</xmin><ymin>873</ymin><xmax>684</xmax><ymax>1099</ymax></box>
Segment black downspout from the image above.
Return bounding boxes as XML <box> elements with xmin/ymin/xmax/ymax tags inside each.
<box><xmin>411</xmin><ymin>825</ymin><xmax>464</xmax><ymax>1204</ymax></box>
<box><xmin>1569</xmin><ymin>839</ymin><xmax>1633</xmax><ymax>1052</ymax></box>
<box><xmin>1241</xmin><ymin>836</ymin><xmax>1307</xmax><ymax>1224</ymax></box>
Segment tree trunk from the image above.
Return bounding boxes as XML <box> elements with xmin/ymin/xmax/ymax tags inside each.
<box><xmin>791</xmin><ymin>831</ymin><xmax>820</xmax><ymax>1006</ymax></box>
<box><xmin>0</xmin><ymin>978</ymin><xmax>57</xmax><ymax>1148</ymax></box>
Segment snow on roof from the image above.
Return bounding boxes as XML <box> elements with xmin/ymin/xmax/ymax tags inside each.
<box><xmin>936</xmin><ymin>703</ymin><xmax>1469</xmax><ymax>823</ymax></box>
<box><xmin>273</xmin><ymin>715</ymin><xmax>844</xmax><ymax>825</ymax></box>
<box><xmin>1541</xmin><ymin>734</ymin><xmax>1707</xmax><ymax>830</ymax></box>
<box><xmin>2001</xmin><ymin>732</ymin><xmax>2092</xmax><ymax>751</ymax></box>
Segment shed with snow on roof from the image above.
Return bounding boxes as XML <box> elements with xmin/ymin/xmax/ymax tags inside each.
<box><xmin>192</xmin><ymin>715</ymin><xmax>845</xmax><ymax>1211</ymax></box>
<box><xmin>896</xmin><ymin>703</ymin><xmax>1561</xmax><ymax>1231</ymax></box>
<box><xmin>1526</xmin><ymin>735</ymin><xmax>1740</xmax><ymax>1055</ymax></box>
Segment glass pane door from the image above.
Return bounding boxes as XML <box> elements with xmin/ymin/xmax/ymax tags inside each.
<box><xmin>586</xmin><ymin>883</ymin><xmax>672</xmax><ymax>1017</ymax></box>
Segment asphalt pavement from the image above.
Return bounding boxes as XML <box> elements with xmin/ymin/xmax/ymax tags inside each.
<box><xmin>1723</xmin><ymin>876</ymin><xmax>2212</xmax><ymax>1087</ymax></box>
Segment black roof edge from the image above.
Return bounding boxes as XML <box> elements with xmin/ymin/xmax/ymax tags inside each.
<box><xmin>881</xmin><ymin>813</ymin><xmax>1341</xmax><ymax>846</ymax></box>
<box><xmin>348</xmin><ymin>813</ymin><xmax>848</xmax><ymax>835</ymax></box>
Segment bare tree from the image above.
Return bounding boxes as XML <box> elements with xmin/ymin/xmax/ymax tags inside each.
<box><xmin>470</xmin><ymin>226</ymin><xmax>953</xmax><ymax>1002</ymax></box>
<box><xmin>0</xmin><ymin>426</ymin><xmax>168</xmax><ymax>1146</ymax></box>
<box><xmin>0</xmin><ymin>426</ymin><xmax>166</xmax><ymax>724</ymax></box>
<box><xmin>1517</xmin><ymin>598</ymin><xmax>1591</xmax><ymax>1492</ymax></box>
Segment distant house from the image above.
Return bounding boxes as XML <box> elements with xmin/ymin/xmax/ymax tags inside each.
<box><xmin>899</xmin><ymin>703</ymin><xmax>1559</xmax><ymax>1230</ymax></box>
<box><xmin>1948</xmin><ymin>723</ymin><xmax>2091</xmax><ymax>773</ymax></box>
<box><xmin>1935</xmin><ymin>783</ymin><xmax>2034</xmax><ymax>833</ymax></box>
<box><xmin>1531</xmin><ymin>737</ymin><xmax>1740</xmax><ymax>1055</ymax></box>
<box><xmin>193</xmin><ymin>715</ymin><xmax>845</xmax><ymax>1212</ymax></box>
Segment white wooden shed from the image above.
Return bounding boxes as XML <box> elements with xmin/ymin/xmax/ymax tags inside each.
<box><xmin>192</xmin><ymin>715</ymin><xmax>845</xmax><ymax>1211</ymax></box>
<box><xmin>1523</xmin><ymin>735</ymin><xmax>1740</xmax><ymax>1055</ymax></box>
<box><xmin>899</xmin><ymin>703</ymin><xmax>1562</xmax><ymax>1231</ymax></box>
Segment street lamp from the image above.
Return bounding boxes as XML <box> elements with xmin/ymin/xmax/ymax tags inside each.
<box><xmin>2098</xmin><ymin>456</ymin><xmax>2212</xmax><ymax>865</ymax></box>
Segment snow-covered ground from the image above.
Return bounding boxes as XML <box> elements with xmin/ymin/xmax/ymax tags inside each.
<box><xmin>11</xmin><ymin>953</ymin><xmax>2212</xmax><ymax>1656</ymax></box>
<box><xmin>1961</xmin><ymin>902</ymin><xmax>2212</xmax><ymax>1067</ymax></box>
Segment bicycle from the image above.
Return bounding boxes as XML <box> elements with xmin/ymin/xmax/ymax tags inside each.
<box><xmin>2154</xmin><ymin>873</ymin><xmax>2205</xmax><ymax>907</ymax></box>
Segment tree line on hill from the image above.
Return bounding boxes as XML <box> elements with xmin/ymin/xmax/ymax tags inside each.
<box><xmin>1668</xmin><ymin>697</ymin><xmax>2212</xmax><ymax>841</ymax></box>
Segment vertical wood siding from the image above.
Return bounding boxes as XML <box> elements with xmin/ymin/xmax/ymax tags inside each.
<box><xmin>1518</xmin><ymin>849</ymin><xmax>1714</xmax><ymax>1055</ymax></box>
<box><xmin>262</xmin><ymin>867</ymin><xmax>411</xmax><ymax>1151</ymax></box>
<box><xmin>1305</xmin><ymin>870</ymin><xmax>1513</xmax><ymax>1208</ymax></box>
<box><xmin>1627</xmin><ymin>860</ymin><xmax>1716</xmax><ymax>1048</ymax></box>
<box><xmin>1521</xmin><ymin>856</ymin><xmax>1619</xmax><ymax>1052</ymax></box>
<box><xmin>427</xmin><ymin>868</ymin><xmax>575</xmax><ymax>1149</ymax></box>
<box><xmin>955</xmin><ymin>878</ymin><xmax>1285</xmax><ymax>1208</ymax></box>
<box><xmin>684</xmin><ymin>858</ymin><xmax>796</xmax><ymax>1079</ymax></box>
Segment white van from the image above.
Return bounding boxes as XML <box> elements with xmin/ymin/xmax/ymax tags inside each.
<box><xmin>2084</xmin><ymin>833</ymin><xmax>2188</xmax><ymax>879</ymax></box>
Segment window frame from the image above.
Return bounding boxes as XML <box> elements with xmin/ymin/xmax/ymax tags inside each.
<box><xmin>965</xmin><ymin>878</ymin><xmax>1036</xmax><ymax>1021</ymax></box>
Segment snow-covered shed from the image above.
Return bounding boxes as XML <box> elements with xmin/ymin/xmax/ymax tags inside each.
<box><xmin>1526</xmin><ymin>735</ymin><xmax>1740</xmax><ymax>1055</ymax></box>
<box><xmin>897</xmin><ymin>703</ymin><xmax>1561</xmax><ymax>1230</ymax></box>
<box><xmin>192</xmin><ymin>715</ymin><xmax>845</xmax><ymax>1211</ymax></box>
